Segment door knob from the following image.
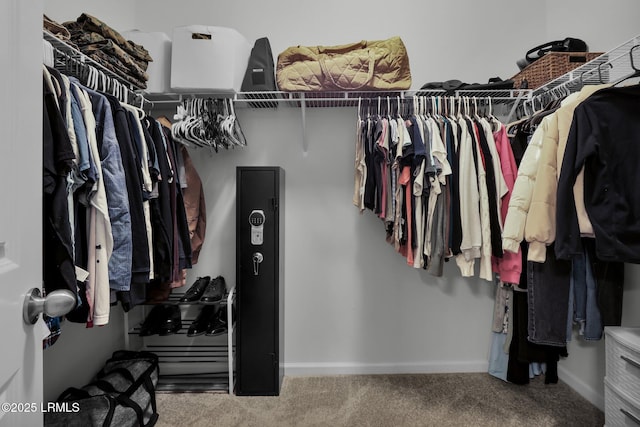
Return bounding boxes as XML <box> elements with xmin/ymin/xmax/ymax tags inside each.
<box><xmin>23</xmin><ymin>288</ymin><xmax>76</xmax><ymax>325</ymax></box>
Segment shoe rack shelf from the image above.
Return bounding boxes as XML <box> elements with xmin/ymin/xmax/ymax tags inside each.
<box><xmin>125</xmin><ymin>286</ymin><xmax>236</xmax><ymax>394</ymax></box>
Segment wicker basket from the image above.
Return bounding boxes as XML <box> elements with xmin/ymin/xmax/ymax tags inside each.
<box><xmin>511</xmin><ymin>51</ymin><xmax>604</xmax><ymax>89</ymax></box>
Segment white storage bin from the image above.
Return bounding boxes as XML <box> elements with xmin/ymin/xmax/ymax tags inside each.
<box><xmin>604</xmin><ymin>378</ymin><xmax>640</xmax><ymax>427</ymax></box>
<box><xmin>122</xmin><ymin>30</ymin><xmax>172</xmax><ymax>94</ymax></box>
<box><xmin>170</xmin><ymin>25</ymin><xmax>251</xmax><ymax>93</ymax></box>
<box><xmin>605</xmin><ymin>328</ymin><xmax>640</xmax><ymax>403</ymax></box>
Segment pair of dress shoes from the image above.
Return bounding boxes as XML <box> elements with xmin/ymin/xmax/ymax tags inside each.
<box><xmin>187</xmin><ymin>305</ymin><xmax>228</xmax><ymax>337</ymax></box>
<box><xmin>139</xmin><ymin>304</ymin><xmax>182</xmax><ymax>336</ymax></box>
<box><xmin>179</xmin><ymin>276</ymin><xmax>226</xmax><ymax>304</ymax></box>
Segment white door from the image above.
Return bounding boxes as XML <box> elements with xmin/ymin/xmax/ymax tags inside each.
<box><xmin>0</xmin><ymin>0</ymin><xmax>45</xmax><ymax>426</ymax></box>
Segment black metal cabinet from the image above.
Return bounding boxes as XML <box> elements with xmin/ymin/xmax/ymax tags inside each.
<box><xmin>235</xmin><ymin>167</ymin><xmax>284</xmax><ymax>396</ymax></box>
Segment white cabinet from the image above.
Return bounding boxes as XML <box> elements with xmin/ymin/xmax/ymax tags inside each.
<box><xmin>605</xmin><ymin>327</ymin><xmax>640</xmax><ymax>426</ymax></box>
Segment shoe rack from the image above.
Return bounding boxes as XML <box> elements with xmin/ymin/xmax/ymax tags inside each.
<box><xmin>124</xmin><ymin>286</ymin><xmax>236</xmax><ymax>394</ymax></box>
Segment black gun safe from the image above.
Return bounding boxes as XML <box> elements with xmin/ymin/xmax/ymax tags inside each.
<box><xmin>235</xmin><ymin>167</ymin><xmax>284</xmax><ymax>395</ymax></box>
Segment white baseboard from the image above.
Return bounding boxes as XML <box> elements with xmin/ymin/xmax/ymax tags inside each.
<box><xmin>558</xmin><ymin>366</ymin><xmax>604</xmax><ymax>410</ymax></box>
<box><xmin>284</xmin><ymin>360</ymin><xmax>489</xmax><ymax>377</ymax></box>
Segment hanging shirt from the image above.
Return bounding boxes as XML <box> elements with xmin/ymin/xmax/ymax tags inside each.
<box><xmin>455</xmin><ymin>115</ymin><xmax>481</xmax><ymax>276</ymax></box>
<box><xmin>491</xmin><ymin>124</ymin><xmax>521</xmax><ymax>285</ymax></box>
<box><xmin>475</xmin><ymin>117</ymin><xmax>503</xmax><ymax>259</ymax></box>
<box><xmin>86</xmin><ymin>88</ymin><xmax>133</xmax><ymax>292</ymax></box>
<box><xmin>468</xmin><ymin>119</ymin><xmax>493</xmax><ymax>282</ymax></box>
<box><xmin>75</xmin><ymin>84</ymin><xmax>114</xmax><ymax>327</ymax></box>
<box><xmin>105</xmin><ymin>96</ymin><xmax>151</xmax><ymax>288</ymax></box>
<box><xmin>525</xmin><ymin>85</ymin><xmax>609</xmax><ymax>262</ymax></box>
<box><xmin>447</xmin><ymin>117</ymin><xmax>463</xmax><ymax>256</ymax></box>
<box><xmin>43</xmin><ymin>72</ymin><xmax>77</xmax><ymax>299</ymax></box>
<box><xmin>353</xmin><ymin>118</ymin><xmax>367</xmax><ymax>211</ymax></box>
<box><xmin>123</xmin><ymin>106</ymin><xmax>155</xmax><ymax>280</ymax></box>
<box><xmin>376</xmin><ymin>118</ymin><xmax>389</xmax><ymax>219</ymax></box>
<box><xmin>556</xmin><ymin>85</ymin><xmax>640</xmax><ymax>262</ymax></box>
<box><xmin>363</xmin><ymin>118</ymin><xmax>377</xmax><ymax>211</ymax></box>
<box><xmin>399</xmin><ymin>165</ymin><xmax>414</xmax><ymax>266</ymax></box>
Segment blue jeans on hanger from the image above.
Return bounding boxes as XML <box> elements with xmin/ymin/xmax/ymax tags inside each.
<box><xmin>488</xmin><ymin>332</ymin><xmax>509</xmax><ymax>381</ymax></box>
<box><xmin>572</xmin><ymin>248</ymin><xmax>603</xmax><ymax>341</ymax></box>
<box><xmin>527</xmin><ymin>244</ymin><xmax>572</xmax><ymax>347</ymax></box>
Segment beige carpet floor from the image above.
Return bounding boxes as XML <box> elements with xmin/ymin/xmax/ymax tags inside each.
<box><xmin>155</xmin><ymin>373</ymin><xmax>604</xmax><ymax>427</ymax></box>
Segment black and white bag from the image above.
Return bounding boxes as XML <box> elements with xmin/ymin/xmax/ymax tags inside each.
<box><xmin>241</xmin><ymin>37</ymin><xmax>278</xmax><ymax>108</ymax></box>
<box><xmin>45</xmin><ymin>351</ymin><xmax>159</xmax><ymax>427</ymax></box>
<box><xmin>241</xmin><ymin>37</ymin><xmax>276</xmax><ymax>92</ymax></box>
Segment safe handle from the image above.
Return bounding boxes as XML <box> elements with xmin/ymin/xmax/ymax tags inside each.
<box><xmin>253</xmin><ymin>252</ymin><xmax>264</xmax><ymax>276</ymax></box>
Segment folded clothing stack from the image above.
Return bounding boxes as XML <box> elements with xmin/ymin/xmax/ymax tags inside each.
<box><xmin>53</xmin><ymin>13</ymin><xmax>153</xmax><ymax>89</ymax></box>
<box><xmin>44</xmin><ymin>14</ymin><xmax>72</xmax><ymax>43</ymax></box>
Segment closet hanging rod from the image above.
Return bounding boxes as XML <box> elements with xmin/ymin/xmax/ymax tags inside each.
<box><xmin>232</xmin><ymin>89</ymin><xmax>531</xmax><ymax>107</ymax></box>
<box><xmin>43</xmin><ymin>30</ymin><xmax>152</xmax><ymax>110</ymax></box>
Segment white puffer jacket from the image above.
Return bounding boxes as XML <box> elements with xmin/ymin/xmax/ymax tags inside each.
<box><xmin>502</xmin><ymin>116</ymin><xmax>550</xmax><ymax>254</ymax></box>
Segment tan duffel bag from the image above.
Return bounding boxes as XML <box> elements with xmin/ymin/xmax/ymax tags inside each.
<box><xmin>276</xmin><ymin>36</ymin><xmax>412</xmax><ymax>91</ymax></box>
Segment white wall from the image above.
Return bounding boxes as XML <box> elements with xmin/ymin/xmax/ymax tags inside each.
<box><xmin>130</xmin><ymin>0</ymin><xmax>548</xmax><ymax>86</ymax></box>
<box><xmin>178</xmin><ymin>105</ymin><xmax>497</xmax><ymax>375</ymax></box>
<box><xmin>544</xmin><ymin>0</ymin><xmax>640</xmax><ymax>53</ymax></box>
<box><xmin>44</xmin><ymin>0</ymin><xmax>135</xmax><ymax>31</ymax></box>
<box><xmin>43</xmin><ymin>0</ymin><xmax>640</xmax><ymax>409</ymax></box>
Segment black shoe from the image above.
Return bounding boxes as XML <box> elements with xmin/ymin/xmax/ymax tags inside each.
<box><xmin>179</xmin><ymin>276</ymin><xmax>211</xmax><ymax>303</ymax></box>
<box><xmin>158</xmin><ymin>305</ymin><xmax>182</xmax><ymax>336</ymax></box>
<box><xmin>187</xmin><ymin>305</ymin><xmax>219</xmax><ymax>337</ymax></box>
<box><xmin>139</xmin><ymin>305</ymin><xmax>170</xmax><ymax>336</ymax></box>
<box><xmin>200</xmin><ymin>276</ymin><xmax>226</xmax><ymax>304</ymax></box>
<box><xmin>206</xmin><ymin>306</ymin><xmax>228</xmax><ymax>336</ymax></box>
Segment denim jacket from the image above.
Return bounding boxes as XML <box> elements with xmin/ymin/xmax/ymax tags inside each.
<box><xmin>86</xmin><ymin>88</ymin><xmax>133</xmax><ymax>292</ymax></box>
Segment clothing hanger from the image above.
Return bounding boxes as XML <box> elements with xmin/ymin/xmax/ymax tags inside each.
<box><xmin>122</xmin><ymin>99</ymin><xmax>146</xmax><ymax>120</ymax></box>
<box><xmin>86</xmin><ymin>66</ymin><xmax>96</xmax><ymax>90</ymax></box>
<box><xmin>448</xmin><ymin>95</ymin><xmax>457</xmax><ymax>119</ymax></box>
<box><xmin>386</xmin><ymin>96</ymin><xmax>391</xmax><ymax>119</ymax></box>
<box><xmin>221</xmin><ymin>98</ymin><xmax>236</xmax><ymax>147</ymax></box>
<box><xmin>113</xmin><ymin>80</ymin><xmax>122</xmax><ymax>102</ymax></box>
<box><xmin>99</xmin><ymin>71</ymin><xmax>106</xmax><ymax>93</ymax></box>
<box><xmin>612</xmin><ymin>44</ymin><xmax>640</xmax><ymax>86</ymax></box>
<box><xmin>122</xmin><ymin>83</ymin><xmax>130</xmax><ymax>105</ymax></box>
<box><xmin>472</xmin><ymin>96</ymin><xmax>480</xmax><ymax>119</ymax></box>
<box><xmin>230</xmin><ymin>98</ymin><xmax>247</xmax><ymax>147</ymax></box>
<box><xmin>174</xmin><ymin>98</ymin><xmax>208</xmax><ymax>148</ymax></box>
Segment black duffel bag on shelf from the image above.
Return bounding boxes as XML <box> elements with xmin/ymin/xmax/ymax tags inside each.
<box><xmin>45</xmin><ymin>350</ymin><xmax>160</xmax><ymax>427</ymax></box>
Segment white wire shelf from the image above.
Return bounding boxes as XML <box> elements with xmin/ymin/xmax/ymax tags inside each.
<box><xmin>149</xmin><ymin>88</ymin><xmax>532</xmax><ymax>109</ymax></box>
<box><xmin>530</xmin><ymin>35</ymin><xmax>640</xmax><ymax>99</ymax></box>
